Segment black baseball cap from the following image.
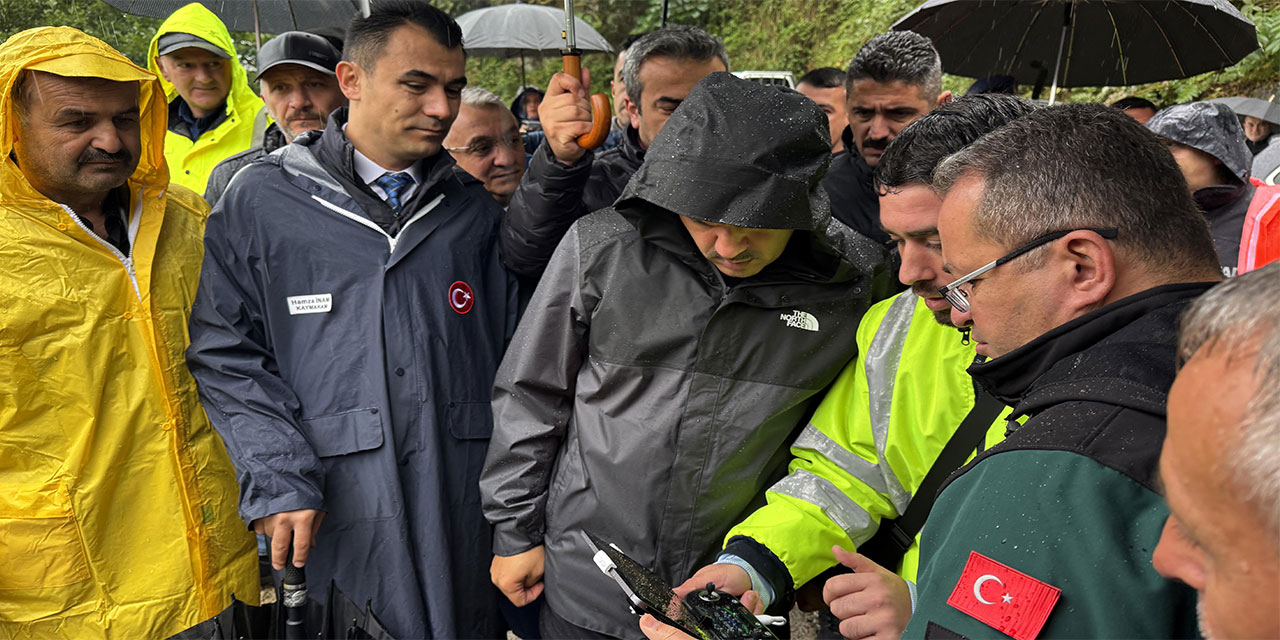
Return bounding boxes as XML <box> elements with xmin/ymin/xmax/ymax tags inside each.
<box><xmin>255</xmin><ymin>31</ymin><xmax>341</xmax><ymax>81</ymax></box>
<box><xmin>156</xmin><ymin>32</ymin><xmax>230</xmax><ymax>59</ymax></box>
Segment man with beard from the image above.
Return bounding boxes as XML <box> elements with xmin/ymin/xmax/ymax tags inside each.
<box><xmin>204</xmin><ymin>31</ymin><xmax>348</xmax><ymax>205</ymax></box>
<box><xmin>1153</xmin><ymin>262</ymin><xmax>1280</xmax><ymax>640</ymax></box>
<box><xmin>822</xmin><ymin>31</ymin><xmax>951</xmax><ymax>247</ymax></box>
<box><xmin>665</xmin><ymin>94</ymin><xmax>1035</xmax><ymax>640</ymax></box>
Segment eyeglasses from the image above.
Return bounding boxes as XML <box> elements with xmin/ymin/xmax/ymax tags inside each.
<box><xmin>938</xmin><ymin>227</ymin><xmax>1118</xmax><ymax>313</ymax></box>
<box><xmin>444</xmin><ymin>133</ymin><xmax>524</xmax><ymax>158</ymax></box>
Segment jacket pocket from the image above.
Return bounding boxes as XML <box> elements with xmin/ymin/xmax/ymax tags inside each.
<box><xmin>446</xmin><ymin>401</ymin><xmax>493</xmax><ymax>440</ymax></box>
<box><xmin>301</xmin><ymin>409</ymin><xmax>392</xmax><ymax>522</ymax></box>
<box><xmin>302</xmin><ymin>408</ymin><xmax>384</xmax><ymax>456</ymax></box>
<box><xmin>0</xmin><ymin>483</ymin><xmax>95</xmax><ymax>622</ymax></box>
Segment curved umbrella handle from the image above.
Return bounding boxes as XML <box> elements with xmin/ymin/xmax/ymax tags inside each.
<box><xmin>562</xmin><ymin>52</ymin><xmax>613</xmax><ymax>151</ymax></box>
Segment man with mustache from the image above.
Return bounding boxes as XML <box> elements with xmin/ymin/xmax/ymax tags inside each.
<box><xmin>0</xmin><ymin>26</ymin><xmax>257</xmax><ymax>638</ymax></box>
<box><xmin>186</xmin><ymin>2</ymin><xmax>518</xmax><ymax>638</ymax></box>
<box><xmin>445</xmin><ymin>88</ymin><xmax>525</xmax><ymax>208</ymax></box>
<box><xmin>148</xmin><ymin>2</ymin><xmax>263</xmax><ymax>194</ymax></box>
<box><xmin>659</xmin><ymin>94</ymin><xmax>1035</xmax><ymax>640</ymax></box>
<box><xmin>204</xmin><ymin>31</ymin><xmax>348</xmax><ymax>206</ymax></box>
<box><xmin>480</xmin><ymin>72</ymin><xmax>886</xmax><ymax>640</ymax></box>
<box><xmin>823</xmin><ymin>31</ymin><xmax>951</xmax><ymax>247</ymax></box>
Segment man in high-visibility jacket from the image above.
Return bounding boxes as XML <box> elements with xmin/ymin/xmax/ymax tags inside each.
<box><xmin>0</xmin><ymin>26</ymin><xmax>257</xmax><ymax>639</ymax></box>
<box><xmin>650</xmin><ymin>95</ymin><xmax>1036</xmax><ymax>640</ymax></box>
<box><xmin>147</xmin><ymin>2</ymin><xmax>263</xmax><ymax>193</ymax></box>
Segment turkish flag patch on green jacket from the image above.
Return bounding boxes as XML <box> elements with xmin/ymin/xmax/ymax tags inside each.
<box><xmin>946</xmin><ymin>551</ymin><xmax>1061</xmax><ymax>640</ymax></box>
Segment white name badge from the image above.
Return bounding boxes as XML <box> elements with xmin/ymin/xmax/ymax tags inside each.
<box><xmin>287</xmin><ymin>294</ymin><xmax>333</xmax><ymax>315</ymax></box>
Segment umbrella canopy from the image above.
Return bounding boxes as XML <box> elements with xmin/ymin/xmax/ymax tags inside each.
<box><xmin>100</xmin><ymin>0</ymin><xmax>373</xmax><ymax>33</ymax></box>
<box><xmin>1211</xmin><ymin>96</ymin><xmax>1280</xmax><ymax>125</ymax></box>
<box><xmin>456</xmin><ymin>3</ymin><xmax>612</xmax><ymax>57</ymax></box>
<box><xmin>893</xmin><ymin>0</ymin><xmax>1257</xmax><ymax>90</ymax></box>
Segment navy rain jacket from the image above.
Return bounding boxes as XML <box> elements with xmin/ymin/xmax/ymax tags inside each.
<box><xmin>187</xmin><ymin>111</ymin><xmax>518</xmax><ymax>639</ymax></box>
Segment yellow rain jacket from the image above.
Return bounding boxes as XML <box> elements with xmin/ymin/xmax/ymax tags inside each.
<box><xmin>147</xmin><ymin>3</ymin><xmax>263</xmax><ymax>194</ymax></box>
<box><xmin>0</xmin><ymin>27</ymin><xmax>257</xmax><ymax>639</ymax></box>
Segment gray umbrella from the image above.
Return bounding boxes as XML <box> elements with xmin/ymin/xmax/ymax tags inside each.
<box><xmin>893</xmin><ymin>0</ymin><xmax>1257</xmax><ymax>103</ymax></box>
<box><xmin>100</xmin><ymin>0</ymin><xmax>375</xmax><ymax>48</ymax></box>
<box><xmin>455</xmin><ymin>3</ymin><xmax>612</xmax><ymax>57</ymax></box>
<box><xmin>1210</xmin><ymin>96</ymin><xmax>1280</xmax><ymax>126</ymax></box>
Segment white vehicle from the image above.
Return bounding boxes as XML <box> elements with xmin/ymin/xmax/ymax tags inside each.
<box><xmin>733</xmin><ymin>70</ymin><xmax>796</xmax><ymax>89</ymax></box>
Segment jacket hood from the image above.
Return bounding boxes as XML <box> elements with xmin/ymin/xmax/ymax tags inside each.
<box><xmin>0</xmin><ymin>26</ymin><xmax>170</xmax><ymax>200</ymax></box>
<box><xmin>618</xmin><ymin>72</ymin><xmax>833</xmax><ymax>231</ymax></box>
<box><xmin>1148</xmin><ymin>102</ymin><xmax>1251</xmax><ymax>182</ymax></box>
<box><xmin>510</xmin><ymin>84</ymin><xmax>543</xmax><ymax>120</ymax></box>
<box><xmin>146</xmin><ymin>3</ymin><xmax>256</xmax><ymax>116</ymax></box>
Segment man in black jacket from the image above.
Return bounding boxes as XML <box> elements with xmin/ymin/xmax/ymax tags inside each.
<box><xmin>500</xmin><ymin>26</ymin><xmax>727</xmax><ymax>279</ymax></box>
<box><xmin>904</xmin><ymin>104</ymin><xmax>1220</xmax><ymax>639</ymax></box>
<box><xmin>823</xmin><ymin>31</ymin><xmax>951</xmax><ymax>246</ymax></box>
<box><xmin>481</xmin><ymin>73</ymin><xmax>887</xmax><ymax>640</ymax></box>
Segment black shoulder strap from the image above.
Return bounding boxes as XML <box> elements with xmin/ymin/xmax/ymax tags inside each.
<box><xmin>857</xmin><ymin>385</ymin><xmax>1006</xmax><ymax>569</ymax></box>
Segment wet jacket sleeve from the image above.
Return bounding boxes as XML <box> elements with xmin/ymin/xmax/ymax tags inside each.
<box><xmin>500</xmin><ymin>141</ymin><xmax>601</xmax><ymax>278</ymax></box>
<box><xmin>481</xmin><ymin>225</ymin><xmax>590</xmax><ymax>555</ymax></box>
<box><xmin>186</xmin><ymin>180</ymin><xmax>324</xmax><ymax>525</ymax></box>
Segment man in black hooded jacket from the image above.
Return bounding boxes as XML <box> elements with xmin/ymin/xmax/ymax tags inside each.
<box><xmin>480</xmin><ymin>72</ymin><xmax>888</xmax><ymax>639</ymax></box>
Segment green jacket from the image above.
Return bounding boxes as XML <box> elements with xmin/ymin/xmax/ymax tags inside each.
<box><xmin>904</xmin><ymin>285</ymin><xmax>1206</xmax><ymax>639</ymax></box>
<box><xmin>147</xmin><ymin>3</ymin><xmax>262</xmax><ymax>194</ymax></box>
<box><xmin>726</xmin><ymin>291</ymin><xmax>1010</xmax><ymax>596</ymax></box>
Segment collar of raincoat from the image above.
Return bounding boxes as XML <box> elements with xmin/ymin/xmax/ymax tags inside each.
<box><xmin>146</xmin><ymin>3</ymin><xmax>256</xmax><ymax>120</ymax></box>
<box><xmin>0</xmin><ymin>26</ymin><xmax>170</xmax><ymax>205</ymax></box>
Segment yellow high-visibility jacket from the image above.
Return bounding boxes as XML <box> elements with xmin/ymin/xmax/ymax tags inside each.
<box><xmin>147</xmin><ymin>3</ymin><xmax>263</xmax><ymax>194</ymax></box>
<box><xmin>0</xmin><ymin>26</ymin><xmax>257</xmax><ymax>639</ymax></box>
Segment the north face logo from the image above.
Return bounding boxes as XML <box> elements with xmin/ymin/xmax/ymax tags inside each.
<box><xmin>780</xmin><ymin>310</ymin><xmax>819</xmax><ymax>332</ymax></box>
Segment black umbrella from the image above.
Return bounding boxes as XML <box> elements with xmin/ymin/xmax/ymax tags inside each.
<box><xmin>99</xmin><ymin>0</ymin><xmax>376</xmax><ymax>49</ymax></box>
<box><xmin>893</xmin><ymin>0</ymin><xmax>1258</xmax><ymax>103</ymax></box>
<box><xmin>170</xmin><ymin>579</ymin><xmax>394</xmax><ymax>640</ymax></box>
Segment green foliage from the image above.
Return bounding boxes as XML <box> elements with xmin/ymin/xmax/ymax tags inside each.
<box><xmin>1</xmin><ymin>0</ymin><xmax>1276</xmax><ymax>109</ymax></box>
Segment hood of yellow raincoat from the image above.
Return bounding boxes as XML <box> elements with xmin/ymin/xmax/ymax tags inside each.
<box><xmin>0</xmin><ymin>26</ymin><xmax>169</xmax><ymax>201</ymax></box>
<box><xmin>146</xmin><ymin>3</ymin><xmax>257</xmax><ymax>119</ymax></box>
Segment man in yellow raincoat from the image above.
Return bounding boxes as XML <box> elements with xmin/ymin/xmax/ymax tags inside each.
<box><xmin>0</xmin><ymin>26</ymin><xmax>257</xmax><ymax>639</ymax></box>
<box><xmin>147</xmin><ymin>3</ymin><xmax>263</xmax><ymax>193</ymax></box>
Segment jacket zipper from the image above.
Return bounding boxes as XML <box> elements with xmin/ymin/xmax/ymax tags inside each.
<box><xmin>309</xmin><ymin>192</ymin><xmax>445</xmax><ymax>253</ymax></box>
<box><xmin>60</xmin><ymin>204</ymin><xmax>142</xmax><ymax>303</ymax></box>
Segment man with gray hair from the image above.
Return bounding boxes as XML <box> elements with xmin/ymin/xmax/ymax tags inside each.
<box><xmin>903</xmin><ymin>103</ymin><xmax>1218</xmax><ymax>638</ymax></box>
<box><xmin>445</xmin><ymin>87</ymin><xmax>525</xmax><ymax>207</ymax></box>
<box><xmin>499</xmin><ymin>25</ymin><xmax>728</xmax><ymax>279</ymax></box>
<box><xmin>823</xmin><ymin>30</ymin><xmax>951</xmax><ymax>246</ymax></box>
<box><xmin>1153</xmin><ymin>261</ymin><xmax>1280</xmax><ymax>640</ymax></box>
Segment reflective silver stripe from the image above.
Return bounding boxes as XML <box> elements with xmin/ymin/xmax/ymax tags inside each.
<box><xmin>792</xmin><ymin>425</ymin><xmax>888</xmax><ymax>494</ymax></box>
<box><xmin>863</xmin><ymin>291</ymin><xmax>918</xmax><ymax>513</ymax></box>
<box><xmin>772</xmin><ymin>470</ymin><xmax>876</xmax><ymax>547</ymax></box>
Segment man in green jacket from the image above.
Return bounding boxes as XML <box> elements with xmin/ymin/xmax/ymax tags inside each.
<box><xmin>148</xmin><ymin>2</ymin><xmax>263</xmax><ymax>193</ymax></box>
<box><xmin>666</xmin><ymin>95</ymin><xmax>1035</xmax><ymax>640</ymax></box>
<box><xmin>903</xmin><ymin>104</ymin><xmax>1218</xmax><ymax>638</ymax></box>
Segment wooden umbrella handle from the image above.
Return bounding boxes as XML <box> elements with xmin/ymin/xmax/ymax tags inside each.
<box><xmin>562</xmin><ymin>52</ymin><xmax>613</xmax><ymax>151</ymax></box>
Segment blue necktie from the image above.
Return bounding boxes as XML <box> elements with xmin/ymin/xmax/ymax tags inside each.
<box><xmin>375</xmin><ymin>172</ymin><xmax>414</xmax><ymax>213</ymax></box>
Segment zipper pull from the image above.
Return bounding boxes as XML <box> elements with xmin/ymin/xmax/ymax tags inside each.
<box><xmin>960</xmin><ymin>327</ymin><xmax>972</xmax><ymax>345</ymax></box>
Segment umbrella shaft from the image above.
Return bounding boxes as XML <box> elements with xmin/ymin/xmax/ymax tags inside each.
<box><xmin>563</xmin><ymin>0</ymin><xmax>577</xmax><ymax>49</ymax></box>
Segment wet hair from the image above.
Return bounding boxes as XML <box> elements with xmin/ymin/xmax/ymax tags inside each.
<box><xmin>798</xmin><ymin>67</ymin><xmax>846</xmax><ymax>90</ymax></box>
<box><xmin>1111</xmin><ymin>96</ymin><xmax>1158</xmax><ymax>112</ymax></box>
<box><xmin>932</xmin><ymin>103</ymin><xmax>1220</xmax><ymax>278</ymax></box>
<box><xmin>622</xmin><ymin>25</ymin><xmax>729</xmax><ymax>110</ymax></box>
<box><xmin>1178</xmin><ymin>260</ymin><xmax>1280</xmax><ymax>537</ymax></box>
<box><xmin>876</xmin><ymin>94</ymin><xmax>1036</xmax><ymax>192</ymax></box>
<box><xmin>846</xmin><ymin>31</ymin><xmax>942</xmax><ymax>101</ymax></box>
<box><xmin>344</xmin><ymin>0</ymin><xmax>462</xmax><ymax>71</ymax></box>
<box><xmin>460</xmin><ymin>87</ymin><xmax>504</xmax><ymax>109</ymax></box>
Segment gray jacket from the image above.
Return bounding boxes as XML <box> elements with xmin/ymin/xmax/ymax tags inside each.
<box><xmin>187</xmin><ymin>112</ymin><xmax>518</xmax><ymax>639</ymax></box>
<box><xmin>480</xmin><ymin>73</ymin><xmax>887</xmax><ymax>637</ymax></box>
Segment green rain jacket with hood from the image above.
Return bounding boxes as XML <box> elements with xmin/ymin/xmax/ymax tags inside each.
<box><xmin>480</xmin><ymin>72</ymin><xmax>889</xmax><ymax>638</ymax></box>
<box><xmin>147</xmin><ymin>3</ymin><xmax>263</xmax><ymax>194</ymax></box>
